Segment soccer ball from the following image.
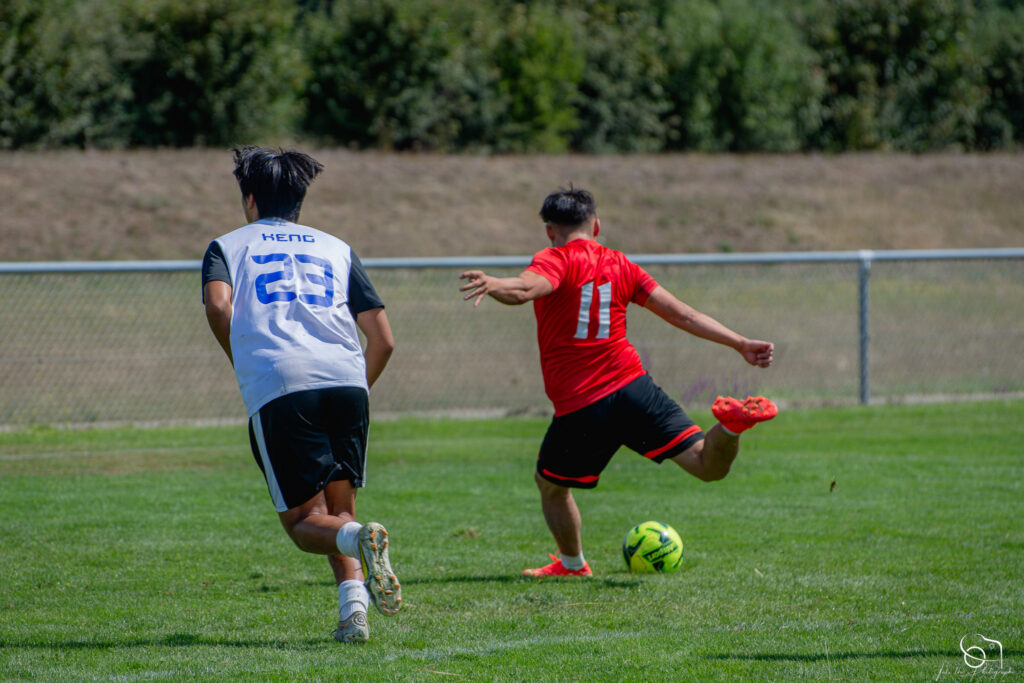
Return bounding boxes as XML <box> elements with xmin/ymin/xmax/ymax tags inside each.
<box><xmin>622</xmin><ymin>521</ymin><xmax>684</xmax><ymax>573</ymax></box>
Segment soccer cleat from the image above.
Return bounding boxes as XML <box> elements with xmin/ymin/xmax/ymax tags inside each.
<box><xmin>359</xmin><ymin>522</ymin><xmax>402</xmax><ymax>616</ymax></box>
<box><xmin>712</xmin><ymin>395</ymin><xmax>779</xmax><ymax>435</ymax></box>
<box><xmin>522</xmin><ymin>553</ymin><xmax>593</xmax><ymax>577</ymax></box>
<box><xmin>333</xmin><ymin>610</ymin><xmax>369</xmax><ymax>643</ymax></box>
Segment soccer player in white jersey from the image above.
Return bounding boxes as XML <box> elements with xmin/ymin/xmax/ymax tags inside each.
<box><xmin>202</xmin><ymin>147</ymin><xmax>399</xmax><ymax>643</ymax></box>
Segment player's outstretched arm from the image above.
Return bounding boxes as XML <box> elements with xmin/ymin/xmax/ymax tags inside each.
<box><xmin>459</xmin><ymin>269</ymin><xmax>553</xmax><ymax>307</ymax></box>
<box><xmin>204</xmin><ymin>280</ymin><xmax>234</xmax><ymax>366</ymax></box>
<box><xmin>356</xmin><ymin>307</ymin><xmax>395</xmax><ymax>388</ymax></box>
<box><xmin>643</xmin><ymin>286</ymin><xmax>774</xmax><ymax>368</ymax></box>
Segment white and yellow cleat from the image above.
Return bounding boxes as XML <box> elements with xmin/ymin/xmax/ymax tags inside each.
<box><xmin>359</xmin><ymin>522</ymin><xmax>402</xmax><ymax>616</ymax></box>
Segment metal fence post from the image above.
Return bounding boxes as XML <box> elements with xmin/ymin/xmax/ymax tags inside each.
<box><xmin>858</xmin><ymin>250</ymin><xmax>874</xmax><ymax>405</ymax></box>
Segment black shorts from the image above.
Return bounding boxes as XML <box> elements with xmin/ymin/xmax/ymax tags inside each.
<box><xmin>537</xmin><ymin>374</ymin><xmax>704</xmax><ymax>489</ymax></box>
<box><xmin>248</xmin><ymin>386</ymin><xmax>369</xmax><ymax>512</ymax></box>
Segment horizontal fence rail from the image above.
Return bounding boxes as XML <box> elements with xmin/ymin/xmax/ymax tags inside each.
<box><xmin>4</xmin><ymin>247</ymin><xmax>1023</xmax><ymax>273</ymax></box>
<box><xmin>1</xmin><ymin>248</ymin><xmax>1022</xmax><ymax>427</ymax></box>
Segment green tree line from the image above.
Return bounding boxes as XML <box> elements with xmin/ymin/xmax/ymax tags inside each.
<box><xmin>2</xmin><ymin>0</ymin><xmax>1022</xmax><ymax>152</ymax></box>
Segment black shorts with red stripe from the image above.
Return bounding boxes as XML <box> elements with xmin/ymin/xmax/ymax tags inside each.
<box><xmin>536</xmin><ymin>373</ymin><xmax>704</xmax><ymax>489</ymax></box>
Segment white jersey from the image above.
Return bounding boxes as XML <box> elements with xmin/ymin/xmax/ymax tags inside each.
<box><xmin>205</xmin><ymin>218</ymin><xmax>381</xmax><ymax>416</ymax></box>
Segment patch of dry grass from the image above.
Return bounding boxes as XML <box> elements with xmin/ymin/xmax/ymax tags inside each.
<box><xmin>1</xmin><ymin>150</ymin><xmax>1022</xmax><ymax>261</ymax></box>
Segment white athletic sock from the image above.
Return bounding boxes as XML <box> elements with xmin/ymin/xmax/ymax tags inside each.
<box><xmin>338</xmin><ymin>579</ymin><xmax>369</xmax><ymax>620</ymax></box>
<box><xmin>560</xmin><ymin>551</ymin><xmax>586</xmax><ymax>570</ymax></box>
<box><xmin>335</xmin><ymin>521</ymin><xmax>362</xmax><ymax>558</ymax></box>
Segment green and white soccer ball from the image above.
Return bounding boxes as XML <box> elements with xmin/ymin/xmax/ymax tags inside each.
<box><xmin>622</xmin><ymin>520</ymin><xmax>684</xmax><ymax>573</ymax></box>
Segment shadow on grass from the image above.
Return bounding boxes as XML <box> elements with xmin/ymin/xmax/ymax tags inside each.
<box><xmin>401</xmin><ymin>573</ymin><xmax>642</xmax><ymax>589</ymax></box>
<box><xmin>0</xmin><ymin>633</ymin><xmax>329</xmax><ymax>650</ymax></box>
<box><xmin>703</xmin><ymin>649</ymin><xmax>1023</xmax><ymax>663</ymax></box>
<box><xmin>298</xmin><ymin>573</ymin><xmax>643</xmax><ymax>590</ymax></box>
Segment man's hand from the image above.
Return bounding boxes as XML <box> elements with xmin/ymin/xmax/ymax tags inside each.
<box><xmin>459</xmin><ymin>270</ymin><xmax>496</xmax><ymax>307</ymax></box>
<box><xmin>738</xmin><ymin>339</ymin><xmax>774</xmax><ymax>368</ymax></box>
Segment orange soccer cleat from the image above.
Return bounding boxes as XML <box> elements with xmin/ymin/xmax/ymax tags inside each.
<box><xmin>712</xmin><ymin>395</ymin><xmax>779</xmax><ymax>435</ymax></box>
<box><xmin>523</xmin><ymin>553</ymin><xmax>593</xmax><ymax>577</ymax></box>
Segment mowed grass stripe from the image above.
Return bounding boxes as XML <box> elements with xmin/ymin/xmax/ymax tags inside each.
<box><xmin>0</xmin><ymin>402</ymin><xmax>1021</xmax><ymax>681</ymax></box>
<box><xmin>0</xmin><ymin>436</ymin><xmax>537</xmax><ymax>462</ymax></box>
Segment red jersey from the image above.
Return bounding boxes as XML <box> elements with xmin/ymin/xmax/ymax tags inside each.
<box><xmin>526</xmin><ymin>239</ymin><xmax>659</xmax><ymax>416</ymax></box>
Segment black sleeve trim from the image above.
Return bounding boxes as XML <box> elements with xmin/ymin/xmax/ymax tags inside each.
<box><xmin>346</xmin><ymin>251</ymin><xmax>384</xmax><ymax>315</ymax></box>
<box><xmin>201</xmin><ymin>241</ymin><xmax>231</xmax><ymax>303</ymax></box>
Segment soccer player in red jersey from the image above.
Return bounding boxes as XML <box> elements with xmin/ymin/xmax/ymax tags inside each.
<box><xmin>460</xmin><ymin>188</ymin><xmax>777</xmax><ymax>577</ymax></box>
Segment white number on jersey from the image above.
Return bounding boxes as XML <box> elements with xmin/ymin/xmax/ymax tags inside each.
<box><xmin>574</xmin><ymin>281</ymin><xmax>611</xmax><ymax>340</ymax></box>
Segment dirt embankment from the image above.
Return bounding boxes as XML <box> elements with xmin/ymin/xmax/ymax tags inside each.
<box><xmin>1</xmin><ymin>150</ymin><xmax>1022</xmax><ymax>261</ymax></box>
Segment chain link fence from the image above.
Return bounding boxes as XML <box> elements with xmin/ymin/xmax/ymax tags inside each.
<box><xmin>1</xmin><ymin>251</ymin><xmax>1022</xmax><ymax>428</ymax></box>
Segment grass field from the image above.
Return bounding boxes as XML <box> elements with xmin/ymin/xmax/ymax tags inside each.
<box><xmin>1</xmin><ymin>402</ymin><xmax>1022</xmax><ymax>681</ymax></box>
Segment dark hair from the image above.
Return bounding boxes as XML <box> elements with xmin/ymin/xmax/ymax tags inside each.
<box><xmin>539</xmin><ymin>187</ymin><xmax>597</xmax><ymax>226</ymax></box>
<box><xmin>232</xmin><ymin>146</ymin><xmax>324</xmax><ymax>221</ymax></box>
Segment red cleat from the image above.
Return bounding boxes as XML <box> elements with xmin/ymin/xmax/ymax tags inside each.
<box><xmin>523</xmin><ymin>553</ymin><xmax>593</xmax><ymax>577</ymax></box>
<box><xmin>712</xmin><ymin>395</ymin><xmax>778</xmax><ymax>435</ymax></box>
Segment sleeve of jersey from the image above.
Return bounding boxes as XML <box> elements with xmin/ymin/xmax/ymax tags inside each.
<box><xmin>200</xmin><ymin>241</ymin><xmax>231</xmax><ymax>303</ymax></box>
<box><xmin>525</xmin><ymin>248</ymin><xmax>566</xmax><ymax>289</ymax></box>
<box><xmin>346</xmin><ymin>251</ymin><xmax>385</xmax><ymax>316</ymax></box>
<box><xmin>630</xmin><ymin>262</ymin><xmax>660</xmax><ymax>305</ymax></box>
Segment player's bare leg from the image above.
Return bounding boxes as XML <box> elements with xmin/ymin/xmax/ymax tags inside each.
<box><xmin>322</xmin><ymin>481</ymin><xmax>374</xmax><ymax>642</ymax></box>
<box><xmin>323</xmin><ymin>480</ymin><xmax>363</xmax><ymax>584</ymax></box>
<box><xmin>669</xmin><ymin>424</ymin><xmax>739</xmax><ymax>481</ymax></box>
<box><xmin>524</xmin><ymin>472</ymin><xmax>593</xmax><ymax>576</ymax></box>
<box><xmin>276</xmin><ymin>482</ymin><xmax>369</xmax><ymax>641</ymax></box>
<box><xmin>322</xmin><ymin>481</ymin><xmax>401</xmax><ymax>617</ymax></box>
<box><xmin>278</xmin><ymin>480</ymin><xmax>358</xmax><ymax>562</ymax></box>
<box><xmin>535</xmin><ymin>472</ymin><xmax>582</xmax><ymax>556</ymax></box>
<box><xmin>669</xmin><ymin>395</ymin><xmax>777</xmax><ymax>481</ymax></box>
<box><xmin>278</xmin><ymin>480</ymin><xmax>399</xmax><ymax>640</ymax></box>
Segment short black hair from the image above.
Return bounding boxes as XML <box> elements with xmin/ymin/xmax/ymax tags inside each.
<box><xmin>232</xmin><ymin>146</ymin><xmax>324</xmax><ymax>222</ymax></box>
<box><xmin>539</xmin><ymin>187</ymin><xmax>597</xmax><ymax>227</ymax></box>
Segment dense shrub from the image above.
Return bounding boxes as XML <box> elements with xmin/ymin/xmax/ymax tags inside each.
<box><xmin>304</xmin><ymin>1</ymin><xmax>500</xmax><ymax>151</ymax></box>
<box><xmin>0</xmin><ymin>0</ymin><xmax>130</xmax><ymax>149</ymax></box>
<box><xmin>117</xmin><ymin>0</ymin><xmax>305</xmax><ymax>147</ymax></box>
<box><xmin>660</xmin><ymin>0</ymin><xmax>824</xmax><ymax>152</ymax></box>
<box><xmin>570</xmin><ymin>3</ymin><xmax>670</xmax><ymax>153</ymax></box>
<box><xmin>489</xmin><ymin>3</ymin><xmax>585</xmax><ymax>152</ymax></box>
<box><xmin>971</xmin><ymin>5</ymin><xmax>1024</xmax><ymax>147</ymax></box>
<box><xmin>1</xmin><ymin>0</ymin><xmax>1021</xmax><ymax>151</ymax></box>
<box><xmin>802</xmin><ymin>0</ymin><xmax>985</xmax><ymax>151</ymax></box>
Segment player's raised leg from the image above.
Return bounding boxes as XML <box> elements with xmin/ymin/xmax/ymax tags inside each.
<box><xmin>278</xmin><ymin>480</ymin><xmax>401</xmax><ymax>642</ymax></box>
<box><xmin>670</xmin><ymin>395</ymin><xmax>778</xmax><ymax>481</ymax></box>
<box><xmin>327</xmin><ymin>513</ymin><xmax>401</xmax><ymax>616</ymax></box>
<box><xmin>276</xmin><ymin>483</ymin><xmax>367</xmax><ymax>641</ymax></box>
<box><xmin>321</xmin><ymin>480</ymin><xmax>371</xmax><ymax>642</ymax></box>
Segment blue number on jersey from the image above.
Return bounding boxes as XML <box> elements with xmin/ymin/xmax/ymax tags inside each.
<box><xmin>252</xmin><ymin>253</ymin><xmax>296</xmax><ymax>303</ymax></box>
<box><xmin>295</xmin><ymin>254</ymin><xmax>334</xmax><ymax>306</ymax></box>
<box><xmin>252</xmin><ymin>253</ymin><xmax>334</xmax><ymax>306</ymax></box>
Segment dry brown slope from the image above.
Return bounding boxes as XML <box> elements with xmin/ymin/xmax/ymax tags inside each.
<box><xmin>1</xmin><ymin>150</ymin><xmax>1022</xmax><ymax>261</ymax></box>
